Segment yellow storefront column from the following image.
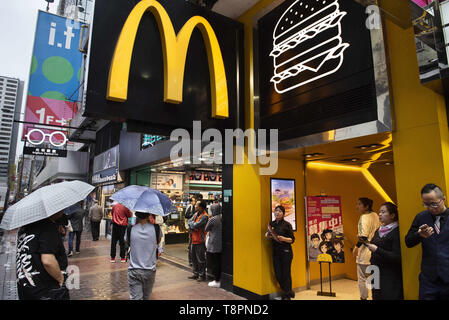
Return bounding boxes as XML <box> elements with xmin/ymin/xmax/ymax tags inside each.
<box><xmin>386</xmin><ymin>20</ymin><xmax>449</xmax><ymax>299</ymax></box>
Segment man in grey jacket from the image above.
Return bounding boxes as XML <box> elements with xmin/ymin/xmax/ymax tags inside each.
<box><xmin>67</xmin><ymin>201</ymin><xmax>87</xmax><ymax>256</ymax></box>
<box><xmin>89</xmin><ymin>200</ymin><xmax>103</xmax><ymax>241</ymax></box>
<box><xmin>205</xmin><ymin>203</ymin><xmax>222</xmax><ymax>288</ymax></box>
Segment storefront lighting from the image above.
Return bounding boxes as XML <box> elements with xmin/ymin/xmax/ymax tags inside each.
<box><xmin>307</xmin><ymin>161</ymin><xmax>393</xmax><ymax>203</ymax></box>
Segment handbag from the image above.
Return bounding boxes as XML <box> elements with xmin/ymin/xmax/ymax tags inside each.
<box><xmin>67</xmin><ymin>220</ymin><xmax>73</xmax><ymax>233</ymax></box>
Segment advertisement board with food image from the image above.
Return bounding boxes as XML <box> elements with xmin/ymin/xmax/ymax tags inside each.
<box><xmin>271</xmin><ymin>179</ymin><xmax>297</xmax><ymax>231</ymax></box>
<box><xmin>306</xmin><ymin>196</ymin><xmax>344</xmax><ymax>263</ymax></box>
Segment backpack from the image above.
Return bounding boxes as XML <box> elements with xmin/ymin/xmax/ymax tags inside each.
<box><xmin>125</xmin><ymin>223</ymin><xmax>161</xmax><ymax>261</ymax></box>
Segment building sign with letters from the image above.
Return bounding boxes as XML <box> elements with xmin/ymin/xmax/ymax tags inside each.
<box><xmin>23</xmin><ymin>146</ymin><xmax>67</xmax><ymax>158</ymax></box>
<box><xmin>84</xmin><ymin>0</ymin><xmax>243</xmax><ymax>134</ymax></box>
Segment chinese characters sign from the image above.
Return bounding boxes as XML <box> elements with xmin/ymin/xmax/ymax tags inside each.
<box><xmin>306</xmin><ymin>196</ymin><xmax>344</xmax><ymax>263</ymax></box>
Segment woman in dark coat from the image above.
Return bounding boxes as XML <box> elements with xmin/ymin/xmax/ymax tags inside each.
<box><xmin>365</xmin><ymin>202</ymin><xmax>403</xmax><ymax>300</ymax></box>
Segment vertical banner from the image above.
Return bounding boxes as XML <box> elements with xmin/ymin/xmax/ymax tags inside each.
<box><xmin>306</xmin><ymin>196</ymin><xmax>344</xmax><ymax>263</ymax></box>
<box><xmin>23</xmin><ymin>11</ymin><xmax>84</xmax><ymax>142</ymax></box>
<box><xmin>271</xmin><ymin>179</ymin><xmax>297</xmax><ymax>231</ymax></box>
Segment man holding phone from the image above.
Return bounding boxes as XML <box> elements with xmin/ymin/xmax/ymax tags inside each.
<box><xmin>405</xmin><ymin>183</ymin><xmax>449</xmax><ymax>300</ymax></box>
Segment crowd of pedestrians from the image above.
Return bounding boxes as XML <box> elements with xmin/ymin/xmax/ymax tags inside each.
<box><xmin>7</xmin><ymin>178</ymin><xmax>449</xmax><ymax>301</ymax></box>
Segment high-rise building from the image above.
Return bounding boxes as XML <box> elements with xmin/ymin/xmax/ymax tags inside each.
<box><xmin>0</xmin><ymin>76</ymin><xmax>23</xmax><ymax>209</ymax></box>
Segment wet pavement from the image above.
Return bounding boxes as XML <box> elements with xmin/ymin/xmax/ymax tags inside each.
<box><xmin>1</xmin><ymin>230</ymin><xmax>245</xmax><ymax>300</ymax></box>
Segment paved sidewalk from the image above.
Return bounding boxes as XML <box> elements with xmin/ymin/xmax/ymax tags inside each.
<box><xmin>0</xmin><ymin>229</ymin><xmax>18</xmax><ymax>300</ymax></box>
<box><xmin>66</xmin><ymin>234</ymin><xmax>244</xmax><ymax>300</ymax></box>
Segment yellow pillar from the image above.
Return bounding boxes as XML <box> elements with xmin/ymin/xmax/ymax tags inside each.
<box><xmin>386</xmin><ymin>20</ymin><xmax>449</xmax><ymax>299</ymax></box>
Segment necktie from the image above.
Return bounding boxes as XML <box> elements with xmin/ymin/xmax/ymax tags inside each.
<box><xmin>435</xmin><ymin>216</ymin><xmax>441</xmax><ymax>235</ymax></box>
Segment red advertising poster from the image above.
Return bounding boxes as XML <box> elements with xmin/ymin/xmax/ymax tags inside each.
<box><xmin>306</xmin><ymin>196</ymin><xmax>344</xmax><ymax>263</ymax></box>
<box><xmin>23</xmin><ymin>96</ymin><xmax>77</xmax><ymax>141</ymax></box>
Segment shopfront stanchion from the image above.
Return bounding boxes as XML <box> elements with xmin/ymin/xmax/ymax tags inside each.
<box><xmin>317</xmin><ymin>261</ymin><xmax>336</xmax><ymax>297</ymax></box>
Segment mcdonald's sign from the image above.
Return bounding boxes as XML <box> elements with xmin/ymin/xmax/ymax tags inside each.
<box><xmin>107</xmin><ymin>0</ymin><xmax>228</xmax><ymax>119</ymax></box>
<box><xmin>85</xmin><ymin>0</ymin><xmax>242</xmax><ymax>132</ymax></box>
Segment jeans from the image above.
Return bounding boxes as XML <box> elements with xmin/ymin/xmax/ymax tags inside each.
<box><xmin>68</xmin><ymin>231</ymin><xmax>82</xmax><ymax>253</ymax></box>
<box><xmin>91</xmin><ymin>220</ymin><xmax>100</xmax><ymax>240</ymax></box>
<box><xmin>128</xmin><ymin>268</ymin><xmax>156</xmax><ymax>300</ymax></box>
<box><xmin>191</xmin><ymin>243</ymin><xmax>206</xmax><ymax>278</ymax></box>
<box><xmin>110</xmin><ymin>223</ymin><xmax>127</xmax><ymax>259</ymax></box>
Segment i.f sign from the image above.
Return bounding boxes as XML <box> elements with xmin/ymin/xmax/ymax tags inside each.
<box><xmin>366</xmin><ymin>5</ymin><xmax>381</xmax><ymax>30</ymax></box>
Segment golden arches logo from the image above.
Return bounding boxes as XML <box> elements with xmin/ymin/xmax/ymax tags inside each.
<box><xmin>107</xmin><ymin>0</ymin><xmax>229</xmax><ymax>119</ymax></box>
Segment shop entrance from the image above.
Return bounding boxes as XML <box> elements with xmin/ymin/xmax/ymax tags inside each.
<box><xmin>276</xmin><ymin>131</ymin><xmax>396</xmax><ymax>299</ymax></box>
<box><xmin>130</xmin><ymin>159</ymin><xmax>223</xmax><ymax>268</ymax></box>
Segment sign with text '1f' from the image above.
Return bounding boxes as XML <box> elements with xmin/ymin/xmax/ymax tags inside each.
<box><xmin>23</xmin><ymin>11</ymin><xmax>84</xmax><ymax>142</ymax></box>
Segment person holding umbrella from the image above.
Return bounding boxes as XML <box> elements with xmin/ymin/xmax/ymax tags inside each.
<box><xmin>110</xmin><ymin>185</ymin><xmax>178</xmax><ymax>299</ymax></box>
<box><xmin>126</xmin><ymin>212</ymin><xmax>161</xmax><ymax>300</ymax></box>
<box><xmin>0</xmin><ymin>180</ymin><xmax>94</xmax><ymax>300</ymax></box>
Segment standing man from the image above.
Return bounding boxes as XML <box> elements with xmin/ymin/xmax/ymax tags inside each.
<box><xmin>16</xmin><ymin>211</ymin><xmax>69</xmax><ymax>300</ymax></box>
<box><xmin>127</xmin><ymin>212</ymin><xmax>161</xmax><ymax>300</ymax></box>
<box><xmin>110</xmin><ymin>202</ymin><xmax>132</xmax><ymax>263</ymax></box>
<box><xmin>67</xmin><ymin>201</ymin><xmax>87</xmax><ymax>256</ymax></box>
<box><xmin>89</xmin><ymin>199</ymin><xmax>103</xmax><ymax>241</ymax></box>
<box><xmin>187</xmin><ymin>200</ymin><xmax>209</xmax><ymax>281</ymax></box>
<box><xmin>405</xmin><ymin>183</ymin><xmax>449</xmax><ymax>300</ymax></box>
<box><xmin>185</xmin><ymin>197</ymin><xmax>196</xmax><ymax>266</ymax></box>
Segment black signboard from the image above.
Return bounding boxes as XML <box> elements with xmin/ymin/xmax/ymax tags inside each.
<box><xmin>85</xmin><ymin>0</ymin><xmax>244</xmax><ymax>134</ymax></box>
<box><xmin>24</xmin><ymin>146</ymin><xmax>67</xmax><ymax>158</ymax></box>
<box><xmin>258</xmin><ymin>0</ymin><xmax>377</xmax><ymax>141</ymax></box>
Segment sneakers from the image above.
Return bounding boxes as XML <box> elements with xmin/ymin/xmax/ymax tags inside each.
<box><xmin>75</xmin><ymin>251</ymin><xmax>80</xmax><ymax>255</ymax></box>
<box><xmin>208</xmin><ymin>280</ymin><xmax>221</xmax><ymax>288</ymax></box>
<box><xmin>110</xmin><ymin>258</ymin><xmax>115</xmax><ymax>263</ymax></box>
<box><xmin>120</xmin><ymin>258</ymin><xmax>127</xmax><ymax>263</ymax></box>
<box><xmin>188</xmin><ymin>275</ymin><xmax>199</xmax><ymax>280</ymax></box>
<box><xmin>67</xmin><ymin>252</ymin><xmax>73</xmax><ymax>257</ymax></box>
<box><xmin>197</xmin><ymin>276</ymin><xmax>207</xmax><ymax>282</ymax></box>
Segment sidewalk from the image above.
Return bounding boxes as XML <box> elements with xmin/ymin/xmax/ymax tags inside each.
<box><xmin>0</xmin><ymin>229</ymin><xmax>18</xmax><ymax>300</ymax></box>
<box><xmin>65</xmin><ymin>234</ymin><xmax>245</xmax><ymax>300</ymax></box>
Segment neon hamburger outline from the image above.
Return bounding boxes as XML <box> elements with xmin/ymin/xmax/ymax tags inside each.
<box><xmin>270</xmin><ymin>0</ymin><xmax>350</xmax><ymax>93</ymax></box>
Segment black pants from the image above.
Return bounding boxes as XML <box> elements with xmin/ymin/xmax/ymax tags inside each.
<box><xmin>110</xmin><ymin>223</ymin><xmax>127</xmax><ymax>259</ymax></box>
<box><xmin>91</xmin><ymin>220</ymin><xmax>100</xmax><ymax>240</ymax></box>
<box><xmin>18</xmin><ymin>284</ymin><xmax>70</xmax><ymax>300</ymax></box>
<box><xmin>191</xmin><ymin>243</ymin><xmax>206</xmax><ymax>278</ymax></box>
<box><xmin>273</xmin><ymin>249</ymin><xmax>293</xmax><ymax>299</ymax></box>
<box><xmin>207</xmin><ymin>252</ymin><xmax>221</xmax><ymax>281</ymax></box>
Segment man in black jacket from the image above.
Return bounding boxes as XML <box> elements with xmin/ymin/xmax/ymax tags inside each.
<box><xmin>405</xmin><ymin>183</ymin><xmax>449</xmax><ymax>300</ymax></box>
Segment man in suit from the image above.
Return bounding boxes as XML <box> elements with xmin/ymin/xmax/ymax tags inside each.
<box><xmin>405</xmin><ymin>183</ymin><xmax>449</xmax><ymax>299</ymax></box>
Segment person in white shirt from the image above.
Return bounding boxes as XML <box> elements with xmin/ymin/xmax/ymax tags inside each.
<box><xmin>352</xmin><ymin>197</ymin><xmax>380</xmax><ymax>300</ymax></box>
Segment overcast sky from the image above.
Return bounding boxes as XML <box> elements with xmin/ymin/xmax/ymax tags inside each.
<box><xmin>0</xmin><ymin>0</ymin><xmax>61</xmax><ymax>164</ymax></box>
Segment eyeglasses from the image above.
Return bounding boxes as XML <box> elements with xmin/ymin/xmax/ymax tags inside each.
<box><xmin>25</xmin><ymin>129</ymin><xmax>68</xmax><ymax>147</ymax></box>
<box><xmin>422</xmin><ymin>199</ymin><xmax>443</xmax><ymax>208</ymax></box>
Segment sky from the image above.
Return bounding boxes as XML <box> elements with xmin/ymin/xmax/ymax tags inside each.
<box><xmin>0</xmin><ymin>0</ymin><xmax>61</xmax><ymax>164</ymax></box>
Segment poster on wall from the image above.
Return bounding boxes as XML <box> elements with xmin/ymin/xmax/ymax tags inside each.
<box><xmin>92</xmin><ymin>145</ymin><xmax>119</xmax><ymax>185</ymax></box>
<box><xmin>152</xmin><ymin>173</ymin><xmax>183</xmax><ymax>190</ymax></box>
<box><xmin>271</xmin><ymin>179</ymin><xmax>297</xmax><ymax>231</ymax></box>
<box><xmin>306</xmin><ymin>196</ymin><xmax>344</xmax><ymax>263</ymax></box>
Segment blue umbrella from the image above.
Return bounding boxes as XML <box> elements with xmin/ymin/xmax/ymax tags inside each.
<box><xmin>110</xmin><ymin>185</ymin><xmax>177</xmax><ymax>216</ymax></box>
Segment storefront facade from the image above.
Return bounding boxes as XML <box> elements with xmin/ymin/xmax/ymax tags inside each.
<box><xmin>232</xmin><ymin>0</ymin><xmax>449</xmax><ymax>300</ymax></box>
<box><xmin>81</xmin><ymin>0</ymin><xmax>449</xmax><ymax>300</ymax></box>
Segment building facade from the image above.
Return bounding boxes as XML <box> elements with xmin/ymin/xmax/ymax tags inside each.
<box><xmin>0</xmin><ymin>76</ymin><xmax>23</xmax><ymax>209</ymax></box>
